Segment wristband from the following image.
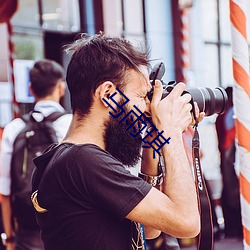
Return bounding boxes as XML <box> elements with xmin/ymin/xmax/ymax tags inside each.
<box><xmin>139</xmin><ymin>157</ymin><xmax>164</xmax><ymax>187</ymax></box>
<box><xmin>1</xmin><ymin>233</ymin><xmax>15</xmax><ymax>246</ymax></box>
<box><xmin>139</xmin><ymin>172</ymin><xmax>163</xmax><ymax>186</ymax></box>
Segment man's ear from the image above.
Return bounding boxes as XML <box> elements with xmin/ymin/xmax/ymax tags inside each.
<box><xmin>58</xmin><ymin>81</ymin><xmax>66</xmax><ymax>98</ymax></box>
<box><xmin>97</xmin><ymin>81</ymin><xmax>116</xmax><ymax>107</ymax></box>
<box><xmin>29</xmin><ymin>83</ymin><xmax>35</xmax><ymax>97</ymax></box>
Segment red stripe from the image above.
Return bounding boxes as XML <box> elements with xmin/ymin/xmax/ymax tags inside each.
<box><xmin>232</xmin><ymin>59</ymin><xmax>250</xmax><ymax>97</ymax></box>
<box><xmin>239</xmin><ymin>173</ymin><xmax>250</xmax><ymax>204</ymax></box>
<box><xmin>180</xmin><ymin>9</ymin><xmax>189</xmax><ymax>83</ymax></box>
<box><xmin>235</xmin><ymin>119</ymin><xmax>250</xmax><ymax>151</ymax></box>
<box><xmin>243</xmin><ymin>226</ymin><xmax>250</xmax><ymax>245</ymax></box>
<box><xmin>7</xmin><ymin>21</ymin><xmax>19</xmax><ymax>118</ymax></box>
<box><xmin>230</xmin><ymin>0</ymin><xmax>247</xmax><ymax>40</ymax></box>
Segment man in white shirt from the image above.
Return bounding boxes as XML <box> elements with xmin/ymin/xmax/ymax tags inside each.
<box><xmin>0</xmin><ymin>59</ymin><xmax>72</xmax><ymax>250</ymax></box>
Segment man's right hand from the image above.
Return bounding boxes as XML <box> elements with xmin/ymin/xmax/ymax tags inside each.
<box><xmin>150</xmin><ymin>80</ymin><xmax>193</xmax><ymax>136</ymax></box>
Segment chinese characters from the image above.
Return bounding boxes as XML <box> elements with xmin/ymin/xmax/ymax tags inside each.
<box><xmin>103</xmin><ymin>88</ymin><xmax>171</xmax><ymax>158</ymax></box>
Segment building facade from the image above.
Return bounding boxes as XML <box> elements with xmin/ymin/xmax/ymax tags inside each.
<box><xmin>0</xmin><ymin>0</ymin><xmax>250</xmax><ymax>124</ymax></box>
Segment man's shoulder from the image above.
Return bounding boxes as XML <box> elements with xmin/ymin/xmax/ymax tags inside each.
<box><xmin>3</xmin><ymin>118</ymin><xmax>26</xmax><ymax>140</ymax></box>
<box><xmin>4</xmin><ymin>117</ymin><xmax>25</xmax><ymax>128</ymax></box>
<box><xmin>73</xmin><ymin>144</ymin><xmax>126</xmax><ymax>173</ymax></box>
<box><xmin>69</xmin><ymin>144</ymin><xmax>116</xmax><ymax>166</ymax></box>
<box><xmin>42</xmin><ymin>143</ymin><xmax>105</xmax><ymax>162</ymax></box>
<box><xmin>73</xmin><ymin>144</ymin><xmax>107</xmax><ymax>158</ymax></box>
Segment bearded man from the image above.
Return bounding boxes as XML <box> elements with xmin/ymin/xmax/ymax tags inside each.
<box><xmin>31</xmin><ymin>33</ymin><xmax>201</xmax><ymax>250</ymax></box>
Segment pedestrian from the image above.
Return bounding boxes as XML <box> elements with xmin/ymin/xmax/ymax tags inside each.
<box><xmin>0</xmin><ymin>59</ymin><xmax>72</xmax><ymax>250</ymax></box>
<box><xmin>215</xmin><ymin>86</ymin><xmax>242</xmax><ymax>238</ymax></box>
<box><xmin>31</xmin><ymin>33</ymin><xmax>202</xmax><ymax>250</ymax></box>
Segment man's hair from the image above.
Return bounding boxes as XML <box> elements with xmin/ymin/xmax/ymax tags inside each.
<box><xmin>29</xmin><ymin>59</ymin><xmax>64</xmax><ymax>98</ymax></box>
<box><xmin>65</xmin><ymin>32</ymin><xmax>150</xmax><ymax>116</ymax></box>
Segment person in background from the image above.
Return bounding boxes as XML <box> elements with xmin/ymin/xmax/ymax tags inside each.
<box><xmin>0</xmin><ymin>59</ymin><xmax>72</xmax><ymax>250</ymax></box>
<box><xmin>199</xmin><ymin>115</ymin><xmax>225</xmax><ymax>239</ymax></box>
<box><xmin>215</xmin><ymin>86</ymin><xmax>242</xmax><ymax>238</ymax></box>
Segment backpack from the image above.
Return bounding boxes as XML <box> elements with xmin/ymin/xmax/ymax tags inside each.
<box><xmin>10</xmin><ymin>110</ymin><xmax>64</xmax><ymax>230</ymax></box>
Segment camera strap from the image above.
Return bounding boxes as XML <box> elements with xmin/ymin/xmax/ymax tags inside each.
<box><xmin>192</xmin><ymin>123</ymin><xmax>214</xmax><ymax>250</ymax></box>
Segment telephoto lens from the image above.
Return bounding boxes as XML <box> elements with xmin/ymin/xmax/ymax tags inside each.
<box><xmin>187</xmin><ymin>87</ymin><xmax>228</xmax><ymax>116</ymax></box>
<box><xmin>148</xmin><ymin>62</ymin><xmax>228</xmax><ymax>116</ymax></box>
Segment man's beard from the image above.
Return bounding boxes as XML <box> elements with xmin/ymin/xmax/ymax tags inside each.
<box><xmin>104</xmin><ymin>105</ymin><xmax>143</xmax><ymax>167</ymax></box>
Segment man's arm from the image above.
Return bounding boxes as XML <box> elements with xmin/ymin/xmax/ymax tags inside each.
<box><xmin>140</xmin><ymin>129</ymin><xmax>162</xmax><ymax>239</ymax></box>
<box><xmin>1</xmin><ymin>195</ymin><xmax>15</xmax><ymax>250</ymax></box>
<box><xmin>0</xmin><ymin>121</ymin><xmax>22</xmax><ymax>250</ymax></box>
<box><xmin>126</xmin><ymin>81</ymin><xmax>200</xmax><ymax>238</ymax></box>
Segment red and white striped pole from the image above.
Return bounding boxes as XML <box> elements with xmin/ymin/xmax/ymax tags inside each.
<box><xmin>179</xmin><ymin>5</ymin><xmax>194</xmax><ymax>167</ymax></box>
<box><xmin>180</xmin><ymin>8</ymin><xmax>190</xmax><ymax>83</ymax></box>
<box><xmin>229</xmin><ymin>0</ymin><xmax>250</xmax><ymax>248</ymax></box>
<box><xmin>6</xmin><ymin>20</ymin><xmax>19</xmax><ymax>118</ymax></box>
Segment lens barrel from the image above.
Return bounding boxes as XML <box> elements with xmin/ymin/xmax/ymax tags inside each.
<box><xmin>148</xmin><ymin>62</ymin><xmax>228</xmax><ymax>116</ymax></box>
<box><xmin>187</xmin><ymin>87</ymin><xmax>228</xmax><ymax>116</ymax></box>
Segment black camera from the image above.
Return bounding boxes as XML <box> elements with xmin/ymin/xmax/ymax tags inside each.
<box><xmin>148</xmin><ymin>62</ymin><xmax>228</xmax><ymax>116</ymax></box>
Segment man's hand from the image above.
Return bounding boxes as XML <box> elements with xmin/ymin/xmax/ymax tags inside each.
<box><xmin>150</xmin><ymin>80</ymin><xmax>194</xmax><ymax>136</ymax></box>
<box><xmin>192</xmin><ymin>102</ymin><xmax>205</xmax><ymax>127</ymax></box>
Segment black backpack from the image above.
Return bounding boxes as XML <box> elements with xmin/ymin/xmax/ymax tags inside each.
<box><xmin>10</xmin><ymin>110</ymin><xmax>64</xmax><ymax>230</ymax></box>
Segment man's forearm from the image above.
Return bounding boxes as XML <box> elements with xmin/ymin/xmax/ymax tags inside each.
<box><xmin>1</xmin><ymin>195</ymin><xmax>14</xmax><ymax>237</ymax></box>
<box><xmin>161</xmin><ymin>132</ymin><xmax>198</xmax><ymax>214</ymax></box>
<box><xmin>141</xmin><ymin>130</ymin><xmax>162</xmax><ymax>239</ymax></box>
<box><xmin>141</xmin><ymin>145</ymin><xmax>159</xmax><ymax>176</ymax></box>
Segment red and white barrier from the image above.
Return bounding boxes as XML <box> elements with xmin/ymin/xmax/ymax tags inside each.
<box><xmin>230</xmin><ymin>0</ymin><xmax>250</xmax><ymax>248</ymax></box>
<box><xmin>7</xmin><ymin>20</ymin><xmax>19</xmax><ymax>118</ymax></box>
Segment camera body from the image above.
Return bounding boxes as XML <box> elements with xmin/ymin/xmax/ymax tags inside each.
<box><xmin>148</xmin><ymin>62</ymin><xmax>228</xmax><ymax>116</ymax></box>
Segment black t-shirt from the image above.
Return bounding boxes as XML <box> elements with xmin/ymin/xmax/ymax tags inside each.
<box><xmin>33</xmin><ymin>143</ymin><xmax>152</xmax><ymax>250</ymax></box>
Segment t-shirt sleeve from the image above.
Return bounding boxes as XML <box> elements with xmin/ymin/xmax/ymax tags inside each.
<box><xmin>74</xmin><ymin>145</ymin><xmax>152</xmax><ymax>220</ymax></box>
<box><xmin>0</xmin><ymin>119</ymin><xmax>25</xmax><ymax>195</ymax></box>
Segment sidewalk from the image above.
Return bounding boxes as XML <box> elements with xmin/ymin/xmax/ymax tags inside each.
<box><xmin>181</xmin><ymin>237</ymin><xmax>243</xmax><ymax>250</ymax></box>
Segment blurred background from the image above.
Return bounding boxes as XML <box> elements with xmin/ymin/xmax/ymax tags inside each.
<box><xmin>1</xmin><ymin>0</ymin><xmax>250</xmax><ymax>122</ymax></box>
<box><xmin>0</xmin><ymin>0</ymin><xmax>250</xmax><ymax>249</ymax></box>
